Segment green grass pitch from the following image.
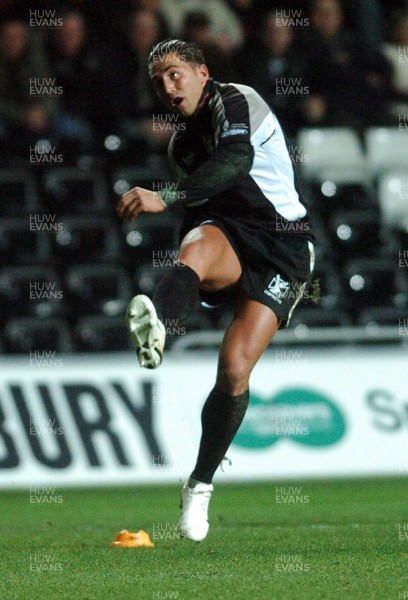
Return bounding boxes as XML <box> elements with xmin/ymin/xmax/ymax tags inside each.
<box><xmin>0</xmin><ymin>478</ymin><xmax>407</xmax><ymax>599</ymax></box>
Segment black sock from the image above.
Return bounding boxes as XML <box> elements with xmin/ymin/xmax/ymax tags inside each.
<box><xmin>191</xmin><ymin>387</ymin><xmax>250</xmax><ymax>485</ymax></box>
<box><xmin>153</xmin><ymin>264</ymin><xmax>200</xmax><ymax>325</ymax></box>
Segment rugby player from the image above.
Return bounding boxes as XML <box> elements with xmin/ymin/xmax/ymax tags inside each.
<box><xmin>117</xmin><ymin>39</ymin><xmax>315</xmax><ymax>542</ymax></box>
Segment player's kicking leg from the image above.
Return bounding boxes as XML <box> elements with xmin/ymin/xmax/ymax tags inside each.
<box><xmin>126</xmin><ymin>224</ymin><xmax>241</xmax><ymax>368</ymax></box>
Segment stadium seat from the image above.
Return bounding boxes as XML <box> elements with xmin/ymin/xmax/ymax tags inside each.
<box><xmin>0</xmin><ymin>218</ymin><xmax>51</xmax><ymax>267</ymax></box>
<box><xmin>365</xmin><ymin>128</ymin><xmax>408</xmax><ymax>178</ymax></box>
<box><xmin>0</xmin><ymin>265</ymin><xmax>65</xmax><ymax>322</ymax></box>
<box><xmin>0</xmin><ymin>169</ymin><xmax>39</xmax><ymax>216</ymax></box>
<box><xmin>343</xmin><ymin>258</ymin><xmax>407</xmax><ymax>314</ymax></box>
<box><xmin>290</xmin><ymin>307</ymin><xmax>352</xmax><ymax>328</ymax></box>
<box><xmin>392</xmin><ymin>229</ymin><xmax>408</xmax><ymax>269</ymax></box>
<box><xmin>313</xmin><ymin>165</ymin><xmax>371</xmax><ymax>186</ymax></box>
<box><xmin>133</xmin><ymin>262</ymin><xmax>167</xmax><ymax>296</ymax></box>
<box><xmin>308</xmin><ymin>214</ymin><xmax>333</xmax><ymax>264</ymax></box>
<box><xmin>112</xmin><ymin>166</ymin><xmax>170</xmax><ymax>197</ymax></box>
<box><xmin>49</xmin><ymin>216</ymin><xmax>121</xmax><ymax>266</ymax></box>
<box><xmin>297</xmin><ymin>128</ymin><xmax>366</xmax><ymax>181</ymax></box>
<box><xmin>378</xmin><ymin>171</ymin><xmax>408</xmax><ymax>230</ymax></box>
<box><xmin>328</xmin><ymin>210</ymin><xmax>387</xmax><ymax>266</ymax></box>
<box><xmin>310</xmin><ymin>177</ymin><xmax>376</xmax><ymax>225</ymax></box>
<box><xmin>64</xmin><ymin>264</ymin><xmax>132</xmax><ymax>318</ymax></box>
<box><xmin>43</xmin><ymin>168</ymin><xmax>109</xmax><ymax>214</ymax></box>
<box><xmin>104</xmin><ymin>132</ymin><xmax>151</xmax><ymax>167</ymax></box>
<box><xmin>4</xmin><ymin>317</ymin><xmax>73</xmax><ymax>353</ymax></box>
<box><xmin>357</xmin><ymin>306</ymin><xmax>408</xmax><ymax>328</ymax></box>
<box><xmin>122</xmin><ymin>213</ymin><xmax>179</xmax><ymax>267</ymax></box>
<box><xmin>306</xmin><ymin>262</ymin><xmax>344</xmax><ymax>310</ymax></box>
<box><xmin>74</xmin><ymin>315</ymin><xmax>131</xmax><ymax>352</ymax></box>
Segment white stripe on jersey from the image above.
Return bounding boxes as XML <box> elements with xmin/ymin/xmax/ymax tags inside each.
<box><xmin>231</xmin><ymin>84</ymin><xmax>307</xmax><ymax>222</ymax></box>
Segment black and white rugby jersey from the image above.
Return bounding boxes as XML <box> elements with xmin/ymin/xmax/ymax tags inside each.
<box><xmin>158</xmin><ymin>78</ymin><xmax>312</xmax><ymax>238</ymax></box>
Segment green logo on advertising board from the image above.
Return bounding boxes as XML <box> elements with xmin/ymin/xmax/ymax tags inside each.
<box><xmin>234</xmin><ymin>388</ymin><xmax>346</xmax><ymax>449</ymax></box>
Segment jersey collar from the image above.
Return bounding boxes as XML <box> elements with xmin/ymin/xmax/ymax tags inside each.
<box><xmin>191</xmin><ymin>78</ymin><xmax>213</xmax><ymax>119</ymax></box>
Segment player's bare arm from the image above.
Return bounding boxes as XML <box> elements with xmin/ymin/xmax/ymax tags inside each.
<box><xmin>117</xmin><ymin>187</ymin><xmax>166</xmax><ymax>221</ymax></box>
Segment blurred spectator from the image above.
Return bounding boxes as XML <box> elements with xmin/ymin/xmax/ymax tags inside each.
<box><xmin>137</xmin><ymin>0</ymin><xmax>165</xmax><ymax>10</ymax></box>
<box><xmin>0</xmin><ymin>0</ymin><xmax>14</xmax><ymax>15</ymax></box>
<box><xmin>301</xmin><ymin>0</ymin><xmax>392</xmax><ymax>128</ymax></box>
<box><xmin>181</xmin><ymin>11</ymin><xmax>238</xmax><ymax>82</ymax></box>
<box><xmin>137</xmin><ymin>0</ymin><xmax>174</xmax><ymax>32</ymax></box>
<box><xmin>46</xmin><ymin>9</ymin><xmax>122</xmax><ymax>142</ymax></box>
<box><xmin>383</xmin><ymin>9</ymin><xmax>408</xmax><ymax>121</ymax></box>
<box><xmin>0</xmin><ymin>19</ymin><xmax>58</xmax><ymax>146</ymax></box>
<box><xmin>80</xmin><ymin>0</ymin><xmax>171</xmax><ymax>47</ymax></box>
<box><xmin>380</xmin><ymin>0</ymin><xmax>408</xmax><ymax>19</ymax></box>
<box><xmin>116</xmin><ymin>7</ymin><xmax>171</xmax><ymax>148</ymax></box>
<box><xmin>160</xmin><ymin>0</ymin><xmax>244</xmax><ymax>50</ymax></box>
<box><xmin>353</xmin><ymin>0</ymin><xmax>384</xmax><ymax>50</ymax></box>
<box><xmin>234</xmin><ymin>0</ymin><xmax>311</xmax><ymax>26</ymax></box>
<box><xmin>226</xmin><ymin>0</ymin><xmax>258</xmax><ymax>37</ymax></box>
<box><xmin>235</xmin><ymin>11</ymin><xmax>308</xmax><ymax>136</ymax></box>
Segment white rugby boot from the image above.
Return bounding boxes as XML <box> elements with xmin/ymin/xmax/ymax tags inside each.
<box><xmin>178</xmin><ymin>480</ymin><xmax>214</xmax><ymax>542</ymax></box>
<box><xmin>126</xmin><ymin>295</ymin><xmax>165</xmax><ymax>369</ymax></box>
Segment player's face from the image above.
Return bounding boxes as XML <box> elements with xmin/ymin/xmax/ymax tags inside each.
<box><xmin>150</xmin><ymin>53</ymin><xmax>209</xmax><ymax>117</ymax></box>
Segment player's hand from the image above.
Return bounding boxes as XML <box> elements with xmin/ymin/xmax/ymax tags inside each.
<box><xmin>117</xmin><ymin>186</ymin><xmax>166</xmax><ymax>222</ymax></box>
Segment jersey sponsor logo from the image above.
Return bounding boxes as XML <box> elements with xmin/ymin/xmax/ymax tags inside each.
<box><xmin>221</xmin><ymin>122</ymin><xmax>249</xmax><ymax>138</ymax></box>
<box><xmin>220</xmin><ymin>127</ymin><xmax>249</xmax><ymax>138</ymax></box>
<box><xmin>264</xmin><ymin>274</ymin><xmax>290</xmax><ymax>304</ymax></box>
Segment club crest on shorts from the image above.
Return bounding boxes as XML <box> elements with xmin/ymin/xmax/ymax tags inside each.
<box><xmin>264</xmin><ymin>274</ymin><xmax>290</xmax><ymax>304</ymax></box>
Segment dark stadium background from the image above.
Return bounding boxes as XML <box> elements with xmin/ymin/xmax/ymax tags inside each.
<box><xmin>0</xmin><ymin>0</ymin><xmax>407</xmax><ymax>352</ymax></box>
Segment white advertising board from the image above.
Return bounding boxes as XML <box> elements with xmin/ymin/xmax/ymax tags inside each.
<box><xmin>0</xmin><ymin>346</ymin><xmax>406</xmax><ymax>488</ymax></box>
